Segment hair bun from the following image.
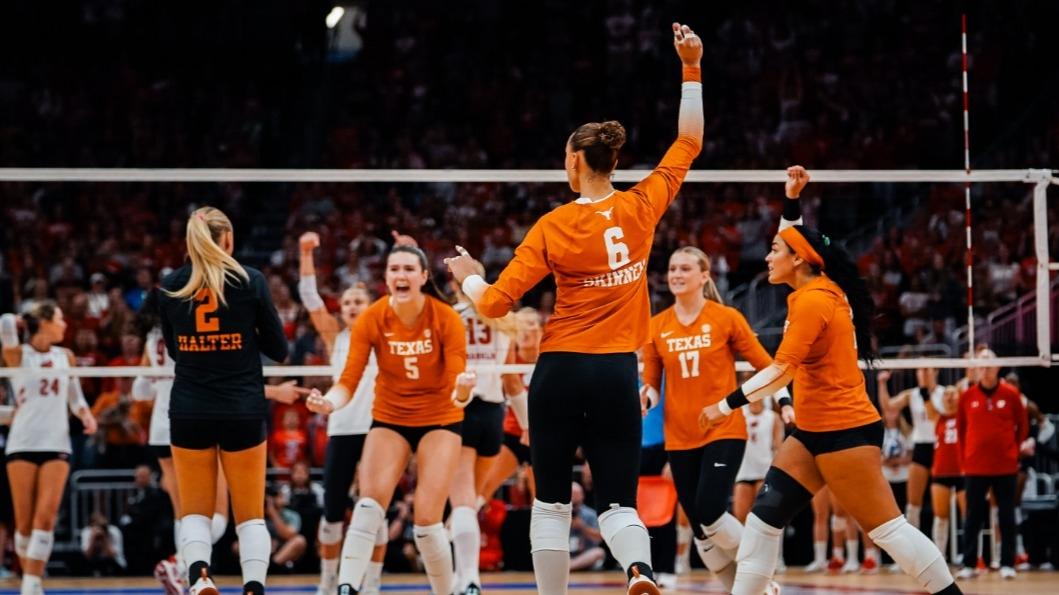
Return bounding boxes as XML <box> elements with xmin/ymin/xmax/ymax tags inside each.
<box><xmin>597</xmin><ymin>121</ymin><xmax>626</xmax><ymax>150</ymax></box>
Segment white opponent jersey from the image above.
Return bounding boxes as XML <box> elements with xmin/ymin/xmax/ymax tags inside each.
<box><xmin>145</xmin><ymin>327</ymin><xmax>175</xmax><ymax>446</ymax></box>
<box><xmin>7</xmin><ymin>345</ymin><xmax>74</xmax><ymax>454</ymax></box>
<box><xmin>455</xmin><ymin>301</ymin><xmax>509</xmax><ymax>404</ymax></box>
<box><xmin>909</xmin><ymin>386</ymin><xmax>942</xmax><ymax>445</ymax></box>
<box><xmin>328</xmin><ymin>328</ymin><xmax>375</xmax><ymax>436</ymax></box>
<box><xmin>736</xmin><ymin>408</ymin><xmax>777</xmax><ymax>483</ymax></box>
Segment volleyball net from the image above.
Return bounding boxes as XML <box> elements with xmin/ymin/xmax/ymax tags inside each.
<box><xmin>0</xmin><ymin>167</ymin><xmax>1056</xmax><ymax>390</ymax></box>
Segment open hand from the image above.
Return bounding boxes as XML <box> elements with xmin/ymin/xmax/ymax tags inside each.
<box><xmin>672</xmin><ymin>23</ymin><xmax>702</xmax><ymax>66</ymax></box>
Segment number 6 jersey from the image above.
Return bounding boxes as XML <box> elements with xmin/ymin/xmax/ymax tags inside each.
<box><xmin>472</xmin><ymin>135</ymin><xmax>701</xmax><ymax>354</ymax></box>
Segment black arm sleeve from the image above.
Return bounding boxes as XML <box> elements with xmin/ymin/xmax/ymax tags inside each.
<box><xmin>254</xmin><ymin>274</ymin><xmax>289</xmax><ymax>363</ymax></box>
<box><xmin>160</xmin><ymin>302</ymin><xmax>177</xmax><ymax>359</ymax></box>
<box><xmin>782</xmin><ymin>198</ymin><xmax>802</xmax><ymax>223</ymax></box>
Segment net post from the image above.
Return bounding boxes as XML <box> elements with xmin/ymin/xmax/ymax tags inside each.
<box><xmin>1034</xmin><ymin>179</ymin><xmax>1052</xmax><ymax>365</ymax></box>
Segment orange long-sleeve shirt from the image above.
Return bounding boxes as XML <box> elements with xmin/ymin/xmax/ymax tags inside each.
<box><xmin>642</xmin><ymin>301</ymin><xmax>773</xmax><ymax>450</ymax></box>
<box><xmin>773</xmin><ymin>276</ymin><xmax>880</xmax><ymax>432</ymax></box>
<box><xmin>336</xmin><ymin>296</ymin><xmax>466</xmax><ymax>427</ymax></box>
<box><xmin>475</xmin><ymin>136</ymin><xmax>702</xmax><ymax>354</ymax></box>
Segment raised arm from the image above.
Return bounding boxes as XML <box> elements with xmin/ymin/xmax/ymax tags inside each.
<box><xmin>298</xmin><ymin>232</ymin><xmax>341</xmax><ymax>352</ymax></box>
<box><xmin>876</xmin><ymin>370</ymin><xmax>911</xmax><ymax>415</ymax></box>
<box><xmin>779</xmin><ymin>166</ymin><xmax>809</xmax><ymax>231</ymax></box>
<box><xmin>1</xmin><ymin>313</ymin><xmax>22</xmax><ymax>367</ymax></box>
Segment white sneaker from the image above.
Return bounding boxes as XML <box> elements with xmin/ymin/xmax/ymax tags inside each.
<box><xmin>1000</xmin><ymin>566</ymin><xmax>1017</xmax><ymax>580</ymax></box>
<box><xmin>188</xmin><ymin>568</ymin><xmax>219</xmax><ymax>595</ymax></box>
<box><xmin>764</xmin><ymin>580</ymin><xmax>782</xmax><ymax>594</ymax></box>
<box><xmin>675</xmin><ymin>553</ymin><xmax>691</xmax><ymax>575</ymax></box>
<box><xmin>656</xmin><ymin>572</ymin><xmax>678</xmax><ymax>589</ymax></box>
<box><xmin>803</xmin><ymin>559</ymin><xmax>827</xmax><ymax>573</ymax></box>
<box><xmin>154</xmin><ymin>558</ymin><xmax>184</xmax><ymax>595</ymax></box>
<box><xmin>1040</xmin><ymin>561</ymin><xmax>1055</xmax><ymax>571</ymax></box>
<box><xmin>841</xmin><ymin>558</ymin><xmax>860</xmax><ymax>574</ymax></box>
<box><xmin>955</xmin><ymin>567</ymin><xmax>977</xmax><ymax>580</ymax></box>
<box><xmin>627</xmin><ymin>566</ymin><xmax>660</xmax><ymax>595</ymax></box>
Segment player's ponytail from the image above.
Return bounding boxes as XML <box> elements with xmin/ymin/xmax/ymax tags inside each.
<box><xmin>166</xmin><ymin>207</ymin><xmax>249</xmax><ymax>306</ymax></box>
<box><xmin>23</xmin><ymin>301</ymin><xmax>58</xmax><ymax>340</ymax></box>
<box><xmin>795</xmin><ymin>226</ymin><xmax>878</xmax><ymax>366</ymax></box>
<box><xmin>673</xmin><ymin>246</ymin><xmax>724</xmax><ymax>304</ymax></box>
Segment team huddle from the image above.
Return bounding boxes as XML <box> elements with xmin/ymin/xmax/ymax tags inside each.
<box><xmin>0</xmin><ymin>21</ymin><xmax>975</xmax><ymax>595</ymax></box>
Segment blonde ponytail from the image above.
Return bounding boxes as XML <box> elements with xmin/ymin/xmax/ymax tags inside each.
<box><xmin>165</xmin><ymin>207</ymin><xmax>249</xmax><ymax>306</ymax></box>
<box><xmin>674</xmin><ymin>246</ymin><xmax>724</xmax><ymax>304</ymax></box>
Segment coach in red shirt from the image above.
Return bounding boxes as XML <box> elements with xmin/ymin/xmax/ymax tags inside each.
<box><xmin>956</xmin><ymin>350</ymin><xmax>1027</xmax><ymax>579</ymax></box>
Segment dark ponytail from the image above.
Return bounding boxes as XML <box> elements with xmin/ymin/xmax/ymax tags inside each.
<box><xmin>795</xmin><ymin>226</ymin><xmax>878</xmax><ymax>366</ymax></box>
<box><xmin>387</xmin><ymin>245</ymin><xmax>452</xmax><ymax>304</ymax></box>
<box><xmin>568</xmin><ymin>120</ymin><xmax>627</xmax><ymax>174</ymax></box>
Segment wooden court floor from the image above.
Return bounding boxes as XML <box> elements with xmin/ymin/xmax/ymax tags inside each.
<box><xmin>2</xmin><ymin>569</ymin><xmax>1056</xmax><ymax>594</ymax></box>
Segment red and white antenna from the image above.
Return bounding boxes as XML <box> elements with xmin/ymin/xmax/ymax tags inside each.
<box><xmin>962</xmin><ymin>13</ymin><xmax>975</xmax><ymax>353</ymax></box>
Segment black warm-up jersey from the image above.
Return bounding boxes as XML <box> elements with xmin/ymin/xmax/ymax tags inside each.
<box><xmin>159</xmin><ymin>265</ymin><xmax>288</xmax><ymax>420</ymax></box>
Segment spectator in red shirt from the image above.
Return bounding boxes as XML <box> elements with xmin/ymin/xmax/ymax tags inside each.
<box><xmin>271</xmin><ymin>409</ymin><xmax>309</xmax><ymax>469</ymax></box>
<box><xmin>956</xmin><ymin>349</ymin><xmax>1028</xmax><ymax>579</ymax></box>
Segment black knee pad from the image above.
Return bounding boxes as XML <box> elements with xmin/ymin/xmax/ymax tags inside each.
<box><xmin>750</xmin><ymin>466</ymin><xmax>814</xmax><ymax>528</ymax></box>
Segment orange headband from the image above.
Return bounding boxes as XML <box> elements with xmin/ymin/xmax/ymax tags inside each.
<box><xmin>779</xmin><ymin>227</ymin><xmax>825</xmax><ymax>269</ymax></box>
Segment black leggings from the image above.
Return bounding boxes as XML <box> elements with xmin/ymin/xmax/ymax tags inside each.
<box><xmin>322</xmin><ymin>434</ymin><xmax>367</xmax><ymax>523</ymax></box>
<box><xmin>668</xmin><ymin>439</ymin><xmax>746</xmax><ymax>539</ymax></box>
<box><xmin>529</xmin><ymin>351</ymin><xmax>642</xmax><ymax>509</ymax></box>
<box><xmin>963</xmin><ymin>474</ymin><xmax>1017</xmax><ymax>568</ymax></box>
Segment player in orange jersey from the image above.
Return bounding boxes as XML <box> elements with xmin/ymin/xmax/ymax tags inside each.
<box><xmin>641</xmin><ymin>246</ymin><xmax>794</xmax><ymax>591</ymax></box>
<box><xmin>306</xmin><ymin>245</ymin><xmax>470</xmax><ymax>595</ymax></box>
<box><xmin>446</xmin><ymin>22</ymin><xmax>703</xmax><ymax>595</ymax></box>
<box><xmin>701</xmin><ymin>167</ymin><xmax>961</xmax><ymax>595</ymax></box>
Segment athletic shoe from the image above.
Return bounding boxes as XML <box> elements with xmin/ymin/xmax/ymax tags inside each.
<box><xmin>827</xmin><ymin>557</ymin><xmax>845</xmax><ymax>573</ymax></box>
<box><xmin>887</xmin><ymin>563</ymin><xmax>901</xmax><ymax>574</ymax></box>
<box><xmin>338</xmin><ymin>585</ymin><xmax>360</xmax><ymax>595</ymax></box>
<box><xmin>316</xmin><ymin>582</ymin><xmax>337</xmax><ymax>595</ymax></box>
<box><xmin>656</xmin><ymin>573</ymin><xmax>678</xmax><ymax>590</ymax></box>
<box><xmin>955</xmin><ymin>567</ymin><xmax>978</xmax><ymax>580</ymax></box>
<box><xmin>189</xmin><ymin>567</ymin><xmax>219</xmax><ymax>595</ymax></box>
<box><xmin>840</xmin><ymin>558</ymin><xmax>860</xmax><ymax>574</ymax></box>
<box><xmin>861</xmin><ymin>556</ymin><xmax>879</xmax><ymax>575</ymax></box>
<box><xmin>764</xmin><ymin>580</ymin><xmax>782</xmax><ymax>594</ymax></box>
<box><xmin>803</xmin><ymin>559</ymin><xmax>827</xmax><ymax>573</ymax></box>
<box><xmin>154</xmin><ymin>557</ymin><xmax>184</xmax><ymax>595</ymax></box>
<box><xmin>674</xmin><ymin>553</ymin><xmax>691</xmax><ymax>575</ymax></box>
<box><xmin>1015</xmin><ymin>553</ymin><xmax>1031</xmax><ymax>570</ymax></box>
<box><xmin>1040</xmin><ymin>561</ymin><xmax>1054</xmax><ymax>571</ymax></box>
<box><xmin>627</xmin><ymin>566</ymin><xmax>661</xmax><ymax>595</ymax></box>
<box><xmin>464</xmin><ymin>583</ymin><xmax>483</xmax><ymax>595</ymax></box>
<box><xmin>1000</xmin><ymin>566</ymin><xmax>1017</xmax><ymax>580</ymax></box>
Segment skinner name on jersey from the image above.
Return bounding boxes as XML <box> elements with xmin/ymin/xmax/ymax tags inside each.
<box><xmin>581</xmin><ymin>260</ymin><xmax>647</xmax><ymax>288</ymax></box>
<box><xmin>177</xmin><ymin>333</ymin><xmax>244</xmax><ymax>352</ymax></box>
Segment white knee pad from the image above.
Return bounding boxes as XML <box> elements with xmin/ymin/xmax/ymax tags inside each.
<box><xmin>319</xmin><ymin>520</ymin><xmax>344</xmax><ymax>546</ymax></box>
<box><xmin>704</xmin><ymin>512</ymin><xmax>744</xmax><ymax>552</ymax></box>
<box><xmin>236</xmin><ymin>519</ymin><xmax>270</xmax><ymax>586</ymax></box>
<box><xmin>15</xmin><ymin>533</ymin><xmax>29</xmax><ymax>559</ymax></box>
<box><xmin>375</xmin><ymin>519</ymin><xmax>388</xmax><ymax>547</ymax></box>
<box><xmin>414</xmin><ymin>522</ymin><xmax>455</xmax><ymax>595</ymax></box>
<box><xmin>735</xmin><ymin>514</ymin><xmax>783</xmax><ymax>578</ymax></box>
<box><xmin>598</xmin><ymin>505</ymin><xmax>651</xmax><ymax>570</ymax></box>
<box><xmin>351</xmin><ymin>498</ymin><xmax>385</xmax><ymax>536</ymax></box>
<box><xmin>450</xmin><ymin>506</ymin><xmax>479</xmax><ymax>538</ymax></box>
<box><xmin>530</xmin><ymin>499</ymin><xmax>572</xmax><ymax>553</ymax></box>
<box><xmin>210</xmin><ymin>513</ymin><xmax>228</xmax><ymax>544</ymax></box>
<box><xmin>26</xmin><ymin>530</ymin><xmax>54</xmax><ymax>562</ymax></box>
<box><xmin>180</xmin><ymin>514</ymin><xmax>213</xmax><ymax>567</ymax></box>
<box><xmin>868</xmin><ymin>516</ymin><xmax>944</xmax><ymax>580</ymax></box>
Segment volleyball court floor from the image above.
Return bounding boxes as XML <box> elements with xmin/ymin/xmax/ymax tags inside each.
<box><xmin>1</xmin><ymin>570</ymin><xmax>1054</xmax><ymax>594</ymax></box>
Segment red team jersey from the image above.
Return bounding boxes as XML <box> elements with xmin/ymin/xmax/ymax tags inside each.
<box><xmin>932</xmin><ymin>414</ymin><xmax>962</xmax><ymax>478</ymax></box>
<box><xmin>957</xmin><ymin>381</ymin><xmax>1027</xmax><ymax>476</ymax></box>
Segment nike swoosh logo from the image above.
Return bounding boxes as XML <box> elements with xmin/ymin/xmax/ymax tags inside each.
<box><xmin>661</xmin><ymin>331</ymin><xmax>674</xmax><ymax>338</ymax></box>
<box><xmin>383</xmin><ymin>332</ymin><xmax>395</xmax><ymax>337</ymax></box>
<box><xmin>713</xmin><ymin>463</ymin><xmax>727</xmax><ymax>467</ymax></box>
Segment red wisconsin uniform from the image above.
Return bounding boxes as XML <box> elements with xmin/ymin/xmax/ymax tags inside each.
<box><xmin>957</xmin><ymin>381</ymin><xmax>1027</xmax><ymax>476</ymax></box>
<box><xmin>932</xmin><ymin>414</ymin><xmax>962</xmax><ymax>478</ymax></box>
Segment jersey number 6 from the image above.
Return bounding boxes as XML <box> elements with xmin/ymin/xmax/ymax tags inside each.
<box><xmin>604</xmin><ymin>226</ymin><xmax>631</xmax><ymax>270</ymax></box>
<box><xmin>195</xmin><ymin>288</ymin><xmax>220</xmax><ymax>333</ymax></box>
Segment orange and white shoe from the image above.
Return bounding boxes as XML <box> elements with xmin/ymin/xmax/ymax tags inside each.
<box><xmin>154</xmin><ymin>557</ymin><xmax>184</xmax><ymax>595</ymax></box>
<box><xmin>189</xmin><ymin>567</ymin><xmax>219</xmax><ymax>595</ymax></box>
<box><xmin>627</xmin><ymin>566</ymin><xmax>661</xmax><ymax>595</ymax></box>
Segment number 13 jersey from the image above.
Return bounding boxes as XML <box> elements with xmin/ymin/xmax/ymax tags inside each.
<box><xmin>474</xmin><ymin>136</ymin><xmax>701</xmax><ymax>354</ymax></box>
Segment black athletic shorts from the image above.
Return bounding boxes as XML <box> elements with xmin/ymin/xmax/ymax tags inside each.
<box><xmin>5</xmin><ymin>451</ymin><xmax>70</xmax><ymax>465</ymax></box>
<box><xmin>371</xmin><ymin>420</ymin><xmax>462</xmax><ymax>452</ymax></box>
<box><xmin>461</xmin><ymin>399</ymin><xmax>504</xmax><ymax>457</ymax></box>
<box><xmin>791</xmin><ymin>420</ymin><xmax>884</xmax><ymax>456</ymax></box>
<box><xmin>911</xmin><ymin>442</ymin><xmax>935</xmax><ymax>468</ymax></box>
<box><xmin>170</xmin><ymin>418</ymin><xmax>266</xmax><ymax>452</ymax></box>
<box><xmin>151</xmin><ymin>444</ymin><xmax>173</xmax><ymax>460</ymax></box>
<box><xmin>502</xmin><ymin>433</ymin><xmax>531</xmax><ymax>465</ymax></box>
<box><xmin>932</xmin><ymin>475</ymin><xmax>965</xmax><ymax>491</ymax></box>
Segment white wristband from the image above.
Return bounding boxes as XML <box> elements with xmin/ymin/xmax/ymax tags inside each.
<box><xmin>717</xmin><ymin>400</ymin><xmax>733</xmax><ymax>416</ymax></box>
<box><xmin>462</xmin><ymin>275</ymin><xmax>488</xmax><ymax>303</ymax></box>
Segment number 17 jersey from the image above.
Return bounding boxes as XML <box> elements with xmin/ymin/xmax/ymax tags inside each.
<box><xmin>474</xmin><ymin>135</ymin><xmax>702</xmax><ymax>353</ymax></box>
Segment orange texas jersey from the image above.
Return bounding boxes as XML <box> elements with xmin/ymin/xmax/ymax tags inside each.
<box><xmin>642</xmin><ymin>301</ymin><xmax>773</xmax><ymax>450</ymax></box>
<box><xmin>773</xmin><ymin>275</ymin><xmax>880</xmax><ymax>432</ymax></box>
<box><xmin>475</xmin><ymin>136</ymin><xmax>702</xmax><ymax>354</ymax></box>
<box><xmin>336</xmin><ymin>296</ymin><xmax>466</xmax><ymax>427</ymax></box>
